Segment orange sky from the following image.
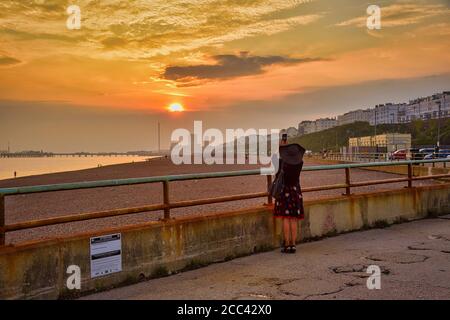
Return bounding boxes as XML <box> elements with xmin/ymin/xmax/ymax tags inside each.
<box><xmin>0</xmin><ymin>0</ymin><xmax>450</xmax><ymax>151</ymax></box>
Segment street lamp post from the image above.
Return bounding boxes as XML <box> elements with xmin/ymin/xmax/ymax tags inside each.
<box><xmin>437</xmin><ymin>101</ymin><xmax>442</xmax><ymax>149</ymax></box>
<box><xmin>374</xmin><ymin>108</ymin><xmax>378</xmax><ymax>155</ymax></box>
<box><xmin>374</xmin><ymin>108</ymin><xmax>377</xmax><ymax>136</ymax></box>
<box><xmin>391</xmin><ymin>113</ymin><xmax>397</xmax><ymax>151</ymax></box>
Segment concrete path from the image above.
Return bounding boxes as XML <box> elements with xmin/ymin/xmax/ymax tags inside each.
<box><xmin>83</xmin><ymin>217</ymin><xmax>450</xmax><ymax>300</ymax></box>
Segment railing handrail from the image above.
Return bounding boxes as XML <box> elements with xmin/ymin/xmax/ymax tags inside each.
<box><xmin>304</xmin><ymin>158</ymin><xmax>449</xmax><ymax>169</ymax></box>
<box><xmin>2</xmin><ymin>158</ymin><xmax>450</xmax><ymax>245</ymax></box>
<box><xmin>1</xmin><ymin>159</ymin><xmax>449</xmax><ymax>196</ymax></box>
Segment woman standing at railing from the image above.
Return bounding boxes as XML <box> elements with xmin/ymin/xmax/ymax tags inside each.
<box><xmin>272</xmin><ymin>140</ymin><xmax>306</xmax><ymax>254</ymax></box>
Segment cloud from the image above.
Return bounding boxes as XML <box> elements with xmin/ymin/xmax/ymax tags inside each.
<box><xmin>163</xmin><ymin>52</ymin><xmax>322</xmax><ymax>85</ymax></box>
<box><xmin>0</xmin><ymin>0</ymin><xmax>319</xmax><ymax>61</ymax></box>
<box><xmin>0</xmin><ymin>55</ymin><xmax>20</xmax><ymax>66</ymax></box>
<box><xmin>336</xmin><ymin>3</ymin><xmax>449</xmax><ymax>28</ymax></box>
<box><xmin>0</xmin><ymin>27</ymin><xmax>85</xmax><ymax>42</ymax></box>
<box><xmin>102</xmin><ymin>37</ymin><xmax>128</xmax><ymax>49</ymax></box>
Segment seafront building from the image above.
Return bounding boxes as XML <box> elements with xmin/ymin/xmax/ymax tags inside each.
<box><xmin>399</xmin><ymin>92</ymin><xmax>450</xmax><ymax>123</ymax></box>
<box><xmin>337</xmin><ymin>109</ymin><xmax>373</xmax><ymax>126</ymax></box>
<box><xmin>297</xmin><ymin>121</ymin><xmax>316</xmax><ymax>135</ymax></box>
<box><xmin>297</xmin><ymin>118</ymin><xmax>337</xmax><ymax>135</ymax></box>
<box><xmin>348</xmin><ymin>133</ymin><xmax>412</xmax><ymax>153</ymax></box>
<box><xmin>292</xmin><ymin>91</ymin><xmax>449</xmax><ymax>137</ymax></box>
<box><xmin>370</xmin><ymin>103</ymin><xmax>406</xmax><ymax>125</ymax></box>
<box><xmin>315</xmin><ymin>118</ymin><xmax>337</xmax><ymax>131</ymax></box>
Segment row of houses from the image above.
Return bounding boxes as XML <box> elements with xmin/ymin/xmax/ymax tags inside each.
<box><xmin>283</xmin><ymin>91</ymin><xmax>450</xmax><ymax>137</ymax></box>
<box><xmin>283</xmin><ymin>117</ymin><xmax>338</xmax><ymax>137</ymax></box>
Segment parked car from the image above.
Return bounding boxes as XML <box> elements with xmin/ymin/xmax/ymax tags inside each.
<box><xmin>419</xmin><ymin>148</ymin><xmax>435</xmax><ymax>154</ymax></box>
<box><xmin>409</xmin><ymin>148</ymin><xmax>421</xmax><ymax>160</ymax></box>
<box><xmin>416</xmin><ymin>148</ymin><xmax>436</xmax><ymax>160</ymax></box>
<box><xmin>389</xmin><ymin>149</ymin><xmax>407</xmax><ymax>160</ymax></box>
<box><xmin>438</xmin><ymin>149</ymin><xmax>450</xmax><ymax>158</ymax></box>
<box><xmin>424</xmin><ymin>149</ymin><xmax>450</xmax><ymax>159</ymax></box>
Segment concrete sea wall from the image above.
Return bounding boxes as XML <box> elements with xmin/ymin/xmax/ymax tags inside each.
<box><xmin>1</xmin><ymin>183</ymin><xmax>449</xmax><ymax>299</ymax></box>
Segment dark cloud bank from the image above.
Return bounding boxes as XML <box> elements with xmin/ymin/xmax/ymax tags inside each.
<box><xmin>0</xmin><ymin>56</ymin><xmax>20</xmax><ymax>66</ymax></box>
<box><xmin>163</xmin><ymin>52</ymin><xmax>322</xmax><ymax>84</ymax></box>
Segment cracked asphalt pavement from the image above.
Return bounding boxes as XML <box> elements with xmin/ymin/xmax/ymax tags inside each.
<box><xmin>83</xmin><ymin>216</ymin><xmax>450</xmax><ymax>300</ymax></box>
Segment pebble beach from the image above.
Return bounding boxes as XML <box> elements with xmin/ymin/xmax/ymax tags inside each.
<box><xmin>0</xmin><ymin>157</ymin><xmax>435</xmax><ymax>244</ymax></box>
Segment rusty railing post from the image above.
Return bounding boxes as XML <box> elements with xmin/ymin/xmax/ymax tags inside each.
<box><xmin>344</xmin><ymin>167</ymin><xmax>351</xmax><ymax>196</ymax></box>
<box><xmin>163</xmin><ymin>180</ymin><xmax>170</xmax><ymax>220</ymax></box>
<box><xmin>0</xmin><ymin>194</ymin><xmax>5</xmax><ymax>246</ymax></box>
<box><xmin>266</xmin><ymin>175</ymin><xmax>273</xmax><ymax>205</ymax></box>
<box><xmin>407</xmin><ymin>163</ymin><xmax>413</xmax><ymax>188</ymax></box>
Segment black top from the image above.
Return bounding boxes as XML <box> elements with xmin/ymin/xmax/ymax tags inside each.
<box><xmin>277</xmin><ymin>159</ymin><xmax>303</xmax><ymax>186</ymax></box>
<box><xmin>279</xmin><ymin>143</ymin><xmax>305</xmax><ymax>165</ymax></box>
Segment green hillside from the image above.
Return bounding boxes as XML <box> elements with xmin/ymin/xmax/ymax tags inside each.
<box><xmin>289</xmin><ymin>119</ymin><xmax>450</xmax><ymax>152</ymax></box>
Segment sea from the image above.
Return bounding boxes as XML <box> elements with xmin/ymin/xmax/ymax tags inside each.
<box><xmin>0</xmin><ymin>155</ymin><xmax>157</xmax><ymax>181</ymax></box>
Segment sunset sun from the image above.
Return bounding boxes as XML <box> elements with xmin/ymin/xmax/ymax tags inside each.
<box><xmin>168</xmin><ymin>103</ymin><xmax>185</xmax><ymax>112</ymax></box>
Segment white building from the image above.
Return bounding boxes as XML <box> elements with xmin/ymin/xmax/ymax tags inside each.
<box><xmin>297</xmin><ymin>118</ymin><xmax>336</xmax><ymax>136</ymax></box>
<box><xmin>298</xmin><ymin>121</ymin><xmax>316</xmax><ymax>135</ymax></box>
<box><xmin>295</xmin><ymin>91</ymin><xmax>450</xmax><ymax>137</ymax></box>
<box><xmin>315</xmin><ymin>118</ymin><xmax>337</xmax><ymax>131</ymax></box>
<box><xmin>337</xmin><ymin>109</ymin><xmax>373</xmax><ymax>126</ymax></box>
<box><xmin>370</xmin><ymin>103</ymin><xmax>405</xmax><ymax>125</ymax></box>
<box><xmin>399</xmin><ymin>92</ymin><xmax>450</xmax><ymax>123</ymax></box>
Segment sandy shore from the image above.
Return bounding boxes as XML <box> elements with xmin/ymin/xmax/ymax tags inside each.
<box><xmin>0</xmin><ymin>157</ymin><xmax>435</xmax><ymax>244</ymax></box>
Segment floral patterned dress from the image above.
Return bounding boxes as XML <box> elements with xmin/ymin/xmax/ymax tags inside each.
<box><xmin>273</xmin><ymin>161</ymin><xmax>305</xmax><ymax>220</ymax></box>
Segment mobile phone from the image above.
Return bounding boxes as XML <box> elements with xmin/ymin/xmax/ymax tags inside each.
<box><xmin>282</xmin><ymin>133</ymin><xmax>288</xmax><ymax>142</ymax></box>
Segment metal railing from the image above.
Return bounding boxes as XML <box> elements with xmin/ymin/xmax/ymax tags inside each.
<box><xmin>323</xmin><ymin>153</ymin><xmax>388</xmax><ymax>162</ymax></box>
<box><xmin>1</xmin><ymin>158</ymin><xmax>450</xmax><ymax>246</ymax></box>
<box><xmin>321</xmin><ymin>153</ymin><xmax>449</xmax><ymax>166</ymax></box>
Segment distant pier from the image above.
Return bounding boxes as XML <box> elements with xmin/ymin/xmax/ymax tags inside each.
<box><xmin>0</xmin><ymin>151</ymin><xmax>158</xmax><ymax>158</ymax></box>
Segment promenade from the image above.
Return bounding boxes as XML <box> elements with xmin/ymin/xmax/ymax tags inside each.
<box><xmin>83</xmin><ymin>216</ymin><xmax>450</xmax><ymax>300</ymax></box>
<box><xmin>0</xmin><ymin>158</ymin><xmax>436</xmax><ymax>244</ymax></box>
